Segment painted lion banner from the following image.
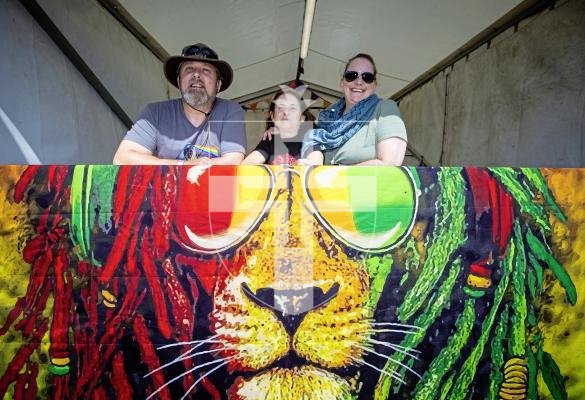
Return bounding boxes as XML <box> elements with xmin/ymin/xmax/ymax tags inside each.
<box><xmin>0</xmin><ymin>165</ymin><xmax>583</xmax><ymax>399</ymax></box>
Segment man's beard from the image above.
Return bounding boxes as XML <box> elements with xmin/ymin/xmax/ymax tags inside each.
<box><xmin>182</xmin><ymin>86</ymin><xmax>215</xmax><ymax>109</ymax></box>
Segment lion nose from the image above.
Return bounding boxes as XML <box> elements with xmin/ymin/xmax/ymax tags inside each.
<box><xmin>241</xmin><ymin>283</ymin><xmax>339</xmax><ymax>336</ymax></box>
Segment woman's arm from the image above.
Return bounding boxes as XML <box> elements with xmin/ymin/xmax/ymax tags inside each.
<box><xmin>353</xmin><ymin>99</ymin><xmax>408</xmax><ymax>166</ymax></box>
<box><xmin>242</xmin><ymin>150</ymin><xmax>268</xmax><ymax>165</ymax></box>
<box><xmin>353</xmin><ymin>137</ymin><xmax>407</xmax><ymax>166</ymax></box>
<box><xmin>298</xmin><ymin>150</ymin><xmax>324</xmax><ymax>165</ymax></box>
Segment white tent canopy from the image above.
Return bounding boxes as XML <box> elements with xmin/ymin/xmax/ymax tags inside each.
<box><xmin>119</xmin><ymin>0</ymin><xmax>524</xmax><ymax>100</ymax></box>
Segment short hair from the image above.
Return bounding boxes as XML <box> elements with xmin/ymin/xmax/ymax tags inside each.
<box><xmin>265</xmin><ymin>90</ymin><xmax>316</xmax><ymax>131</ymax></box>
<box><xmin>343</xmin><ymin>53</ymin><xmax>377</xmax><ymax>77</ymax></box>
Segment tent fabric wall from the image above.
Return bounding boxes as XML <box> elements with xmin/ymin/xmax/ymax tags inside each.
<box><xmin>399</xmin><ymin>0</ymin><xmax>585</xmax><ymax>167</ymax></box>
<box><xmin>0</xmin><ymin>0</ymin><xmax>172</xmax><ymax>164</ymax></box>
<box><xmin>37</xmin><ymin>0</ymin><xmax>176</xmax><ymax>120</ymax></box>
<box><xmin>397</xmin><ymin>72</ymin><xmax>447</xmax><ymax>165</ymax></box>
<box><xmin>245</xmin><ymin>109</ymin><xmax>268</xmax><ymax>154</ymax></box>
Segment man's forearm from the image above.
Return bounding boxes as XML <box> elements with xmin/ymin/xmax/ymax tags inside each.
<box><xmin>207</xmin><ymin>152</ymin><xmax>244</xmax><ymax>165</ymax></box>
<box><xmin>113</xmin><ymin>149</ymin><xmax>182</xmax><ymax>165</ymax></box>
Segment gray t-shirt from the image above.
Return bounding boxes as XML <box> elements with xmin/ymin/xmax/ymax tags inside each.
<box><xmin>323</xmin><ymin>99</ymin><xmax>407</xmax><ymax>165</ymax></box>
<box><xmin>124</xmin><ymin>98</ymin><xmax>246</xmax><ymax>160</ymax></box>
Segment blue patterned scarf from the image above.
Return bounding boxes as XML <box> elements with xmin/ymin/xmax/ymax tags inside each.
<box><xmin>302</xmin><ymin>94</ymin><xmax>380</xmax><ymax>156</ymax></box>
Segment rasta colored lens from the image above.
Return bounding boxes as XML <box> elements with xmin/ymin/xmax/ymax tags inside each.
<box><xmin>305</xmin><ymin>166</ymin><xmax>419</xmax><ymax>252</ymax></box>
<box><xmin>344</xmin><ymin>71</ymin><xmax>376</xmax><ymax>83</ymax></box>
<box><xmin>175</xmin><ymin>165</ymin><xmax>273</xmax><ymax>253</ymax></box>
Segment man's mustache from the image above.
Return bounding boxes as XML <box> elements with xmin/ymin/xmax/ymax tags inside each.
<box><xmin>188</xmin><ymin>79</ymin><xmax>206</xmax><ymax>88</ymax></box>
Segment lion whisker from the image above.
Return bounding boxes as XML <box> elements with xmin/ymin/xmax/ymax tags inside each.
<box><xmin>179</xmin><ymin>358</ymin><xmax>233</xmax><ymax>400</ymax></box>
<box><xmin>356</xmin><ymin>344</ymin><xmax>421</xmax><ymax>378</ymax></box>
<box><xmin>145</xmin><ymin>346</ymin><xmax>232</xmax><ymax>378</ymax></box>
<box><xmin>367</xmin><ymin>338</ymin><xmax>421</xmax><ymax>360</ymax></box>
<box><xmin>368</xmin><ymin>321</ymin><xmax>423</xmax><ymax>331</ymax></box>
<box><xmin>368</xmin><ymin>339</ymin><xmax>422</xmax><ymax>354</ymax></box>
<box><xmin>370</xmin><ymin>322</ymin><xmax>414</xmax><ymax>326</ymax></box>
<box><xmin>170</xmin><ymin>338</ymin><xmax>229</xmax><ymax>367</ymax></box>
<box><xmin>345</xmin><ymin>353</ymin><xmax>407</xmax><ymax>385</ymax></box>
<box><xmin>146</xmin><ymin>355</ymin><xmax>238</xmax><ymax>400</ymax></box>
<box><xmin>157</xmin><ymin>334</ymin><xmax>221</xmax><ymax>350</ymax></box>
<box><xmin>369</xmin><ymin>328</ymin><xmax>419</xmax><ymax>335</ymax></box>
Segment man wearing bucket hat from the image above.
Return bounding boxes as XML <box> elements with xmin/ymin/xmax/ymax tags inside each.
<box><xmin>114</xmin><ymin>43</ymin><xmax>246</xmax><ymax>165</ymax></box>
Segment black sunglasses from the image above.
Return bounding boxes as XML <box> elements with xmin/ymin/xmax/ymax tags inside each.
<box><xmin>182</xmin><ymin>45</ymin><xmax>218</xmax><ymax>60</ymax></box>
<box><xmin>344</xmin><ymin>71</ymin><xmax>376</xmax><ymax>84</ymax></box>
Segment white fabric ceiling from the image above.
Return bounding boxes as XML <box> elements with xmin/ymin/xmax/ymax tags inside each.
<box><xmin>119</xmin><ymin>0</ymin><xmax>524</xmax><ymax>100</ymax></box>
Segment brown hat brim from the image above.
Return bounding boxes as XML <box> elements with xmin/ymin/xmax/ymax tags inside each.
<box><xmin>164</xmin><ymin>56</ymin><xmax>233</xmax><ymax>92</ymax></box>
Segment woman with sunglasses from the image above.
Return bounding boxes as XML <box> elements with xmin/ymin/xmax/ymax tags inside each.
<box><xmin>243</xmin><ymin>87</ymin><xmax>316</xmax><ymax>165</ymax></box>
<box><xmin>302</xmin><ymin>53</ymin><xmax>407</xmax><ymax>166</ymax></box>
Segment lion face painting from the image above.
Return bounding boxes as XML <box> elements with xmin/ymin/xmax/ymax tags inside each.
<box><xmin>206</xmin><ymin>166</ymin><xmax>416</xmax><ymax>399</ymax></box>
<box><xmin>0</xmin><ymin>165</ymin><xmax>582</xmax><ymax>399</ymax></box>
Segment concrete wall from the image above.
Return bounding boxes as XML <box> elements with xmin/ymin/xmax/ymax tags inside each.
<box><xmin>0</xmin><ymin>0</ymin><xmax>173</xmax><ymax>164</ymax></box>
<box><xmin>399</xmin><ymin>0</ymin><xmax>585</xmax><ymax>167</ymax></box>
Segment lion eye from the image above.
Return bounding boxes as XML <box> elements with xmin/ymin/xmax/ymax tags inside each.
<box><xmin>304</xmin><ymin>166</ymin><xmax>419</xmax><ymax>252</ymax></box>
<box><xmin>175</xmin><ymin>165</ymin><xmax>272</xmax><ymax>253</ymax></box>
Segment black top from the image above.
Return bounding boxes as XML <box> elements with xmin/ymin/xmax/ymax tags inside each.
<box><xmin>253</xmin><ymin>133</ymin><xmax>304</xmax><ymax>165</ymax></box>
